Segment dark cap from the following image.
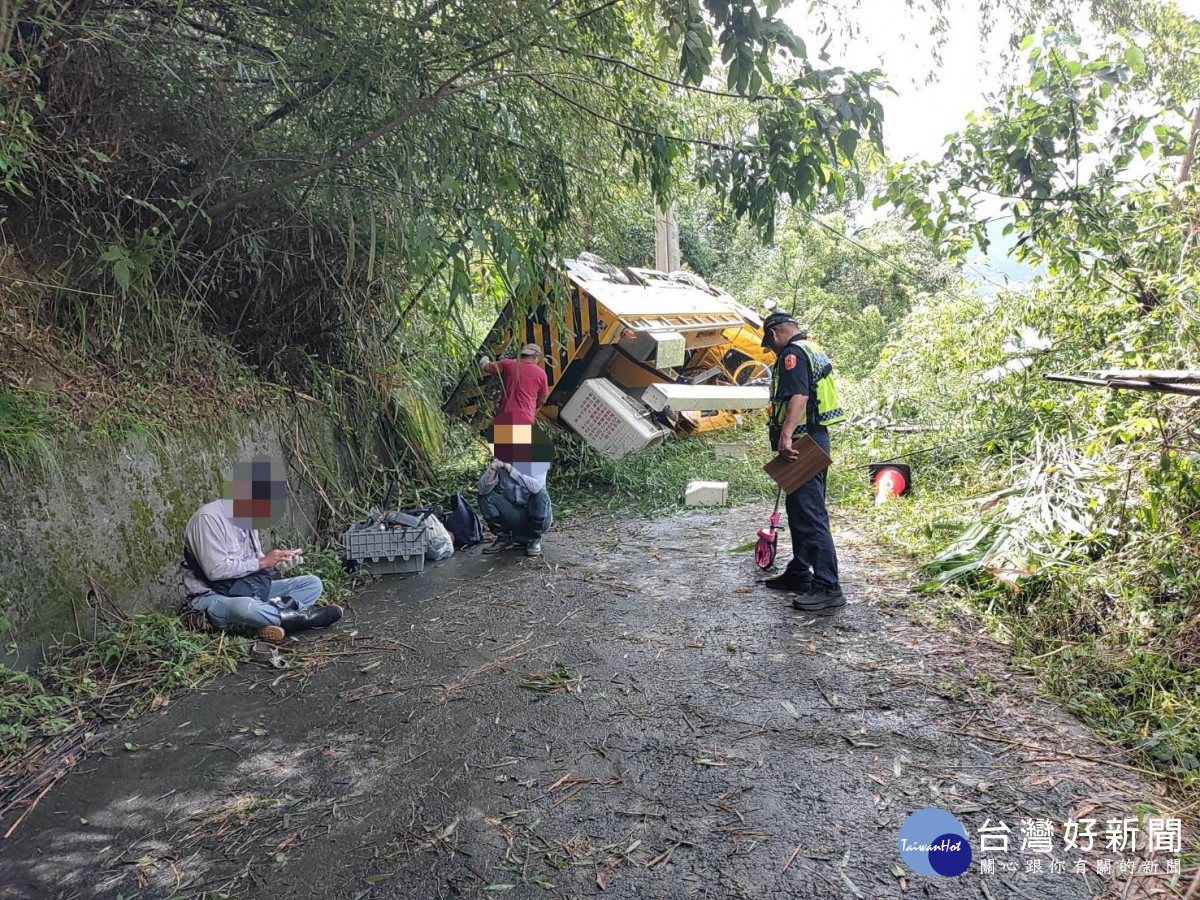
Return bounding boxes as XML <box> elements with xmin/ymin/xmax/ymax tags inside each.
<box><xmin>760</xmin><ymin>311</ymin><xmax>798</xmax><ymax>347</ymax></box>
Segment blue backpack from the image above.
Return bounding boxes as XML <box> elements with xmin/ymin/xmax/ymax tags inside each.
<box><xmin>444</xmin><ymin>491</ymin><xmax>484</xmax><ymax>548</ymax></box>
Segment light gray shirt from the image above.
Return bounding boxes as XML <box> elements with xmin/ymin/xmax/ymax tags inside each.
<box><xmin>182</xmin><ymin>499</ymin><xmax>263</xmax><ymax>596</ymax></box>
<box><xmin>477</xmin><ymin>466</ymin><xmax>548</xmax><ymax>507</ymax></box>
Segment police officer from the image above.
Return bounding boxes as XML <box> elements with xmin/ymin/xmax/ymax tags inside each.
<box><xmin>761</xmin><ymin>311</ymin><xmax>845</xmax><ymax>612</ymax></box>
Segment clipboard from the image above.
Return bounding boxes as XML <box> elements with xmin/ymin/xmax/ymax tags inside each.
<box><xmin>762</xmin><ymin>434</ymin><xmax>832</xmax><ymax>493</ymax></box>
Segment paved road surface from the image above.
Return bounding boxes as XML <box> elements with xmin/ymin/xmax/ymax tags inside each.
<box><xmin>0</xmin><ymin>507</ymin><xmax>1165</xmax><ymax>898</ymax></box>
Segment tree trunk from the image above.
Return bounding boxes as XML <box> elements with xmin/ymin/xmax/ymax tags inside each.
<box><xmin>1179</xmin><ymin>102</ymin><xmax>1200</xmax><ymax>184</ymax></box>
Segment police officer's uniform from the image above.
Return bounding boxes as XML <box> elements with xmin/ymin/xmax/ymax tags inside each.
<box><xmin>765</xmin><ymin>315</ymin><xmax>842</xmax><ymax>599</ymax></box>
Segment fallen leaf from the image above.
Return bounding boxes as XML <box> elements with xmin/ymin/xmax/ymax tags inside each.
<box><xmin>361</xmin><ymin>661</ymin><xmax>381</xmax><ymax>673</ymax></box>
<box><xmin>734</xmin><ymin>587</ymin><xmax>754</xmax><ymax>594</ymax></box>
<box><xmin>839</xmin><ymin>869</ymin><xmax>864</xmax><ymax>899</ymax></box>
<box><xmin>596</xmin><ymin>859</ymin><xmax>619</xmax><ymax>890</ymax></box>
<box><xmin>781</xmin><ymin>700</ymin><xmax>799</xmax><ymax>719</ymax></box>
<box><xmin>364</xmin><ymin>873</ymin><xmax>393</xmax><ymax>885</ymax></box>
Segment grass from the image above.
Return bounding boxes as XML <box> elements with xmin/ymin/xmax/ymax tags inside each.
<box><xmin>842</xmin><ymin>446</ymin><xmax>1200</xmax><ymax>793</ymax></box>
<box><xmin>0</xmin><ymin>390</ymin><xmax>62</xmax><ymax>471</ymax></box>
<box><xmin>0</xmin><ymin>614</ymin><xmax>247</xmax><ymax>766</ymax></box>
<box><xmin>287</xmin><ymin>546</ymin><xmax>365</xmax><ymax>607</ymax></box>
<box><xmin>520</xmin><ymin>660</ymin><xmax>583</xmax><ymax>694</ymax></box>
<box><xmin>1</xmin><ymin>610</ymin><xmax>248</xmax><ymax>837</ymax></box>
<box><xmin>0</xmin><ymin>308</ymin><xmax>271</xmax><ymax>475</ymax></box>
<box><xmin>550</xmin><ymin>418</ymin><xmax>776</xmax><ymax>517</ymax></box>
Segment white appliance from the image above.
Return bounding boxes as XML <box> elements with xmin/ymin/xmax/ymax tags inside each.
<box><xmin>560</xmin><ymin>378</ymin><xmax>670</xmax><ymax>459</ymax></box>
<box><xmin>621</xmin><ymin>329</ymin><xmax>687</xmax><ymax>369</ymax></box>
<box><xmin>641</xmin><ymin>382</ymin><xmax>770</xmax><ymax>413</ymax></box>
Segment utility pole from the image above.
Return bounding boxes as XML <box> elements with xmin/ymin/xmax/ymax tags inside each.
<box><xmin>654</xmin><ymin>203</ymin><xmax>680</xmax><ymax>272</ymax></box>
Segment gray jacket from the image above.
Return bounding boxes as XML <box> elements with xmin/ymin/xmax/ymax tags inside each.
<box><xmin>182</xmin><ymin>499</ymin><xmax>263</xmax><ymax>597</ymax></box>
<box><xmin>477</xmin><ymin>465</ymin><xmax>548</xmax><ymax>507</ymax></box>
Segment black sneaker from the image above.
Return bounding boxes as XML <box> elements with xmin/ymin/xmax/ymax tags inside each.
<box><xmin>525</xmin><ymin>537</ymin><xmax>543</xmax><ymax>557</ymax></box>
<box><xmin>764</xmin><ymin>571</ymin><xmax>813</xmax><ymax>593</ymax></box>
<box><xmin>482</xmin><ymin>534</ymin><xmax>512</xmax><ymax>554</ymax></box>
<box><xmin>792</xmin><ymin>586</ymin><xmax>846</xmax><ymax>613</ymax></box>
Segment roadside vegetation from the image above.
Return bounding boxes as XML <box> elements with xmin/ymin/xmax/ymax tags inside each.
<box><xmin>583</xmin><ymin>16</ymin><xmax>1200</xmax><ymax>796</ymax></box>
<box><xmin>2</xmin><ymin>0</ymin><xmax>1200</xmax><ymax>831</ymax></box>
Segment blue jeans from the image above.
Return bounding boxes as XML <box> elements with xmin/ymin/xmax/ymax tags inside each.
<box><xmin>478</xmin><ymin>489</ymin><xmax>553</xmax><ymax>541</ymax></box>
<box><xmin>784</xmin><ymin>428</ymin><xmax>839</xmax><ymax>589</ymax></box>
<box><xmin>189</xmin><ymin>575</ymin><xmax>323</xmax><ymax>631</ymax></box>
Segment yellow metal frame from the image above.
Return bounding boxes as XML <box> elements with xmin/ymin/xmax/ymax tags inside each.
<box><xmin>444</xmin><ymin>272</ymin><xmax>771</xmax><ymax>441</ymax></box>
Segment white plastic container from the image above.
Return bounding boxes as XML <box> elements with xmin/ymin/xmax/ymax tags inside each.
<box><xmin>685</xmin><ymin>481</ymin><xmax>729</xmax><ymax>507</ymax></box>
<box><xmin>559</xmin><ymin>377</ymin><xmax>670</xmax><ymax>459</ymax></box>
<box><xmin>642</xmin><ymin>382</ymin><xmax>770</xmax><ymax>413</ymax></box>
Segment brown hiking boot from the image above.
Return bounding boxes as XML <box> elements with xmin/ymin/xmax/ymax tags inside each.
<box><xmin>256</xmin><ymin>625</ymin><xmax>285</xmax><ymax>644</ymax></box>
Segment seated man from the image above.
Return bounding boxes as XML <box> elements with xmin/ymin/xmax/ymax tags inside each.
<box><xmin>182</xmin><ymin>459</ymin><xmax>342</xmax><ymax>643</ymax></box>
<box><xmin>477</xmin><ymin>458</ymin><xmax>553</xmax><ymax>556</ymax></box>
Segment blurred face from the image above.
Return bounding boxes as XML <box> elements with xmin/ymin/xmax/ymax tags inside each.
<box><xmin>488</xmin><ymin>422</ymin><xmax>554</xmax><ymax>477</ymax></box>
<box><xmin>224</xmin><ymin>458</ymin><xmax>289</xmax><ymax>528</ymax></box>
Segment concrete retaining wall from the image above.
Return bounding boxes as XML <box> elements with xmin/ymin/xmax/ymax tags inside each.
<box><xmin>0</xmin><ymin>412</ymin><xmax>331</xmax><ymax>662</ymax></box>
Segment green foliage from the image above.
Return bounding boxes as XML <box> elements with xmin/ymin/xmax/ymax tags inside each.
<box><xmin>712</xmin><ymin>209</ymin><xmax>955</xmax><ymax>379</ymax></box>
<box><xmin>550</xmin><ymin>419</ymin><xmax>774</xmax><ymax>516</ymax></box>
<box><xmin>879</xmin><ymin>32</ymin><xmax>1188</xmax><ymax>286</ymax></box>
<box><xmin>0</xmin><ymin>391</ymin><xmax>59</xmax><ymax>470</ymax></box>
<box><xmin>0</xmin><ymin>0</ymin><xmax>892</xmax><ymax>507</ymax></box>
<box><xmin>0</xmin><ymin>614</ymin><xmax>246</xmax><ymax>764</ymax></box>
<box><xmin>288</xmin><ymin>547</ymin><xmax>362</xmax><ymax>608</ymax></box>
<box><xmin>856</xmin><ymin>18</ymin><xmax>1200</xmax><ymax>783</ymax></box>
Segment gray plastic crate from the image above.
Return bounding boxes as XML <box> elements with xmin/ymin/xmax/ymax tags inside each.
<box><xmin>356</xmin><ymin>555</ymin><xmax>423</xmax><ymax>575</ymax></box>
<box><xmin>343</xmin><ymin>523</ymin><xmax>427</xmax><ymax>575</ymax></box>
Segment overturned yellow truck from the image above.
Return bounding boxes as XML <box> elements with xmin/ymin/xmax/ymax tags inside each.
<box><xmin>445</xmin><ymin>254</ymin><xmax>774</xmax><ymax>458</ymax></box>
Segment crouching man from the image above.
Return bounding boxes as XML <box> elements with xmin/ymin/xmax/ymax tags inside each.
<box><xmin>477</xmin><ymin>459</ymin><xmax>553</xmax><ymax>557</ymax></box>
<box><xmin>182</xmin><ymin>459</ymin><xmax>342</xmax><ymax>643</ymax></box>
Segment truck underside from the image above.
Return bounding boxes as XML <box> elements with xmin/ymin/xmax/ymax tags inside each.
<box><xmin>445</xmin><ymin>256</ymin><xmax>774</xmax><ymax>458</ymax></box>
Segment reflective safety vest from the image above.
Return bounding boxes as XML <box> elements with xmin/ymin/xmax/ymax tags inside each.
<box><xmin>770</xmin><ymin>336</ymin><xmax>846</xmax><ymax>429</ymax></box>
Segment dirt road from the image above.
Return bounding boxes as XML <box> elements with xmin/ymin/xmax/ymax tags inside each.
<box><xmin>0</xmin><ymin>507</ymin><xmax>1171</xmax><ymax>898</ymax></box>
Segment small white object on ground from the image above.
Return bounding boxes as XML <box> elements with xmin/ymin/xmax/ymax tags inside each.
<box><xmin>685</xmin><ymin>481</ymin><xmax>728</xmax><ymax>507</ymax></box>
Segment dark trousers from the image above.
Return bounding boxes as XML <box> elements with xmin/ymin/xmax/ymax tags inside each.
<box><xmin>784</xmin><ymin>428</ymin><xmax>839</xmax><ymax>589</ymax></box>
<box><xmin>478</xmin><ymin>489</ymin><xmax>553</xmax><ymax>540</ymax></box>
